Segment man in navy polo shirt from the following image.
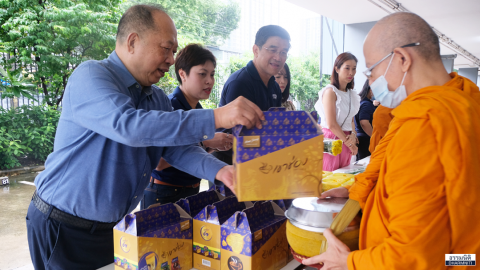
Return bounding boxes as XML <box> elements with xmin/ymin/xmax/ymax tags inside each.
<box><xmin>215</xmin><ymin>25</ymin><xmax>291</xmax><ymax>165</ymax></box>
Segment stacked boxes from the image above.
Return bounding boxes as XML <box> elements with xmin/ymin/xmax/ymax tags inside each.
<box><xmin>176</xmin><ymin>190</ymin><xmax>224</xmax><ymax>220</ymax></box>
<box><xmin>232</xmin><ymin>108</ymin><xmax>324</xmax><ymax>201</ymax></box>
<box><xmin>113</xmin><ymin>203</ymin><xmax>193</xmax><ymax>270</ymax></box>
<box><xmin>193</xmin><ymin>196</ymin><xmax>253</xmax><ymax>270</ymax></box>
<box><xmin>221</xmin><ymin>201</ymin><xmax>289</xmax><ymax>270</ymax></box>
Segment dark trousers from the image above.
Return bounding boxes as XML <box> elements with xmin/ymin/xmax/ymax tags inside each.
<box><xmin>356</xmin><ymin>135</ymin><xmax>371</xmax><ymax>160</ymax></box>
<box><xmin>26</xmin><ymin>201</ymin><xmax>114</xmax><ymax>270</ymax></box>
<box><xmin>142</xmin><ymin>183</ymin><xmax>200</xmax><ymax>210</ymax></box>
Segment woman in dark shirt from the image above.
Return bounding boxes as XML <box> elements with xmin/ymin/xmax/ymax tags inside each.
<box><xmin>142</xmin><ymin>44</ymin><xmax>233</xmax><ymax>209</ymax></box>
<box><xmin>354</xmin><ymin>80</ymin><xmax>376</xmax><ymax>160</ymax></box>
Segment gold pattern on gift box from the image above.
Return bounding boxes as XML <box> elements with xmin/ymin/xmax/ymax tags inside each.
<box><xmin>222</xmin><ymin>240</ymin><xmax>227</xmax><ymax>246</ymax></box>
<box><xmin>290</xmin><ymin>112</ymin><xmax>294</xmax><ymax>116</ymax></box>
<box><xmin>268</xmin><ymin>113</ymin><xmax>272</xmax><ymax>116</ymax></box>
<box><xmin>279</xmin><ymin>125</ymin><xmax>283</xmax><ymax>129</ymax></box>
<box><xmin>147</xmin><ymin>215</ymin><xmax>152</xmax><ymax>220</ymax></box>
<box><xmin>262</xmin><ymin>131</ymin><xmax>267</xmax><ymax>135</ymax></box>
<box><xmin>155</xmin><ymin>212</ymin><xmax>159</xmax><ymax>218</ymax></box>
<box><xmin>251</xmin><ymin>131</ymin><xmax>256</xmax><ymax>135</ymax></box>
<box><xmin>268</xmin><ymin>126</ymin><xmax>272</xmax><ymax>130</ymax></box>
<box><xmin>284</xmin><ymin>130</ymin><xmax>289</xmax><ymax>135</ymax></box>
<box><xmin>305</xmin><ymin>118</ymin><xmax>312</xmax><ymax>124</ymax></box>
<box><xmin>302</xmin><ymin>112</ymin><xmax>305</xmax><ymax>115</ymax></box>
<box><xmin>300</xmin><ymin>138</ymin><xmax>306</xmax><ymax>142</ymax></box>
<box><xmin>277</xmin><ymin>138</ymin><xmax>284</xmax><ymax>146</ymax></box>
<box><xmin>242</xmin><ymin>153</ymin><xmax>250</xmax><ymax>160</ymax></box>
<box><xmin>162</xmin><ymin>210</ymin><xmax>166</xmax><ymax>216</ymax></box>
<box><xmin>140</xmin><ymin>217</ymin><xmax>144</xmax><ymax>222</ymax></box>
<box><xmin>290</xmin><ymin>125</ymin><xmax>294</xmax><ymax>129</ymax></box>
<box><xmin>175</xmin><ymin>227</ymin><xmax>179</xmax><ymax>232</ymax></box>
<box><xmin>289</xmin><ymin>138</ymin><xmax>295</xmax><ymax>145</ymax></box>
<box><xmin>168</xmin><ymin>229</ymin><xmax>172</xmax><ymax>234</ymax></box>
<box><xmin>273</xmin><ymin>146</ymin><xmax>277</xmax><ymax>150</ymax></box>
<box><xmin>273</xmin><ymin>131</ymin><xmax>278</xmax><ymax>136</ymax></box>
<box><xmin>295</xmin><ymin>130</ymin><xmax>299</xmax><ymax>135</ymax></box>
<box><xmin>279</xmin><ymin>112</ymin><xmax>283</xmax><ymax>116</ymax></box>
<box><xmin>161</xmin><ymin>231</ymin><xmax>165</xmax><ymax>237</ymax></box>
<box><xmin>273</xmin><ymin>118</ymin><xmax>279</xmax><ymax>125</ymax></box>
<box><xmin>263</xmin><ymin>120</ymin><xmax>268</xmax><ymax>125</ymax></box>
<box><xmin>261</xmin><ymin>146</ymin><xmax>266</xmax><ymax>151</ymax></box>
<box><xmin>238</xmin><ymin>147</ymin><xmax>243</xmax><ymax>151</ymax></box>
<box><xmin>301</xmin><ymin>125</ymin><xmax>305</xmax><ymax>129</ymax></box>
<box><xmin>294</xmin><ymin>118</ymin><xmax>301</xmax><ymax>124</ymax></box>
<box><xmin>306</xmin><ymin>130</ymin><xmax>310</xmax><ymax>134</ymax></box>
<box><xmin>254</xmin><ymin>152</ymin><xmax>261</xmax><ymax>158</ymax></box>
<box><xmin>226</xmin><ymin>233</ymin><xmax>247</xmax><ymax>254</ymax></box>
<box><xmin>283</xmin><ymin>118</ymin><xmax>290</xmax><ymax>125</ymax></box>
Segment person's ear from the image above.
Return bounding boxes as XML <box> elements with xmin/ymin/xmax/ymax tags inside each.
<box><xmin>126</xmin><ymin>33</ymin><xmax>140</xmax><ymax>54</ymax></box>
<box><xmin>335</xmin><ymin>65</ymin><xmax>340</xmax><ymax>74</ymax></box>
<box><xmin>394</xmin><ymin>47</ymin><xmax>413</xmax><ymax>73</ymax></box>
<box><xmin>253</xmin><ymin>44</ymin><xmax>260</xmax><ymax>58</ymax></box>
<box><xmin>179</xmin><ymin>69</ymin><xmax>187</xmax><ymax>83</ymax></box>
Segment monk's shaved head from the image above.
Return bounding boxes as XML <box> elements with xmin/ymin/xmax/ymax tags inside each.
<box><xmin>370</xmin><ymin>12</ymin><xmax>440</xmax><ymax>61</ymax></box>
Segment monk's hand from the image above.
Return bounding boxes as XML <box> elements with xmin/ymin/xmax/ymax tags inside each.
<box><xmin>204</xmin><ymin>133</ymin><xmax>233</xmax><ymax>151</ymax></box>
<box><xmin>319</xmin><ymin>187</ymin><xmax>349</xmax><ymax>199</ymax></box>
<box><xmin>213</xmin><ymin>96</ymin><xmax>265</xmax><ymax>129</ymax></box>
<box><xmin>302</xmin><ymin>229</ymin><xmax>350</xmax><ymax>270</ymax></box>
<box><xmin>215</xmin><ymin>165</ymin><xmax>236</xmax><ymax>195</ymax></box>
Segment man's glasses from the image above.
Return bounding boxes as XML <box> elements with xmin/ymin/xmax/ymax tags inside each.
<box><xmin>263</xmin><ymin>47</ymin><xmax>289</xmax><ymax>59</ymax></box>
<box><xmin>363</xmin><ymin>42</ymin><xmax>420</xmax><ymax>78</ymax></box>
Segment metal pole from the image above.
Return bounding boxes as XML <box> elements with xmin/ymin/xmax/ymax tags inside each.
<box><xmin>319</xmin><ymin>16</ymin><xmax>324</xmax><ymax>89</ymax></box>
<box><xmin>325</xmin><ymin>17</ymin><xmax>338</xmax><ymax>57</ymax></box>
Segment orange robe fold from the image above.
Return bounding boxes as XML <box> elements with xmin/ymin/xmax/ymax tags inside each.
<box><xmin>368</xmin><ymin>105</ymin><xmax>393</xmax><ymax>154</ymax></box>
<box><xmin>348</xmin><ymin>73</ymin><xmax>480</xmax><ymax>269</ymax></box>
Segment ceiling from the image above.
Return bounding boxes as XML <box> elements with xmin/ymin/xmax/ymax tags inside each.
<box><xmin>286</xmin><ymin>0</ymin><xmax>480</xmax><ymax>73</ymax></box>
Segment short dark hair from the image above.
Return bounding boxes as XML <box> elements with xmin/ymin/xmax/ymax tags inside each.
<box><xmin>116</xmin><ymin>4</ymin><xmax>166</xmax><ymax>43</ymax></box>
<box><xmin>255</xmin><ymin>25</ymin><xmax>291</xmax><ymax>48</ymax></box>
<box><xmin>174</xmin><ymin>44</ymin><xmax>217</xmax><ymax>85</ymax></box>
<box><xmin>359</xmin><ymin>80</ymin><xmax>371</xmax><ymax>101</ymax></box>
<box><xmin>281</xmin><ymin>63</ymin><xmax>291</xmax><ymax>103</ymax></box>
<box><xmin>330</xmin><ymin>52</ymin><xmax>358</xmax><ymax>90</ymax></box>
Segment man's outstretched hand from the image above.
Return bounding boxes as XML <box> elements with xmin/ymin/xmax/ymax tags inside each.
<box><xmin>213</xmin><ymin>96</ymin><xmax>264</xmax><ymax>129</ymax></box>
<box><xmin>215</xmin><ymin>165</ymin><xmax>236</xmax><ymax>194</ymax></box>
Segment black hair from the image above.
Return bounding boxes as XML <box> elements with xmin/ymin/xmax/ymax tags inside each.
<box><xmin>280</xmin><ymin>63</ymin><xmax>291</xmax><ymax>103</ymax></box>
<box><xmin>330</xmin><ymin>52</ymin><xmax>358</xmax><ymax>90</ymax></box>
<box><xmin>116</xmin><ymin>4</ymin><xmax>166</xmax><ymax>42</ymax></box>
<box><xmin>174</xmin><ymin>44</ymin><xmax>216</xmax><ymax>85</ymax></box>
<box><xmin>359</xmin><ymin>80</ymin><xmax>371</xmax><ymax>101</ymax></box>
<box><xmin>255</xmin><ymin>25</ymin><xmax>291</xmax><ymax>48</ymax></box>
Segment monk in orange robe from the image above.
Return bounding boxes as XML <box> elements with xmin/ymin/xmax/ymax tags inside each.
<box><xmin>309</xmin><ymin>12</ymin><xmax>480</xmax><ymax>269</ymax></box>
<box><xmin>368</xmin><ymin>105</ymin><xmax>393</xmax><ymax>154</ymax></box>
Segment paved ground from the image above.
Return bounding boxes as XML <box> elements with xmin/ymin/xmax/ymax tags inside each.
<box><xmin>0</xmin><ymin>174</ymin><xmax>210</xmax><ymax>270</ymax></box>
<box><xmin>0</xmin><ymin>173</ymin><xmax>37</xmax><ymax>270</ymax></box>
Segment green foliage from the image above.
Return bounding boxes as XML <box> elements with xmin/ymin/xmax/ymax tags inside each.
<box><xmin>0</xmin><ymin>105</ymin><xmax>61</xmax><ymax>170</ymax></box>
<box><xmin>124</xmin><ymin>0</ymin><xmax>241</xmax><ymax>47</ymax></box>
<box><xmin>287</xmin><ymin>51</ymin><xmax>330</xmax><ymax>112</ymax></box>
<box><xmin>0</xmin><ymin>66</ymin><xmax>37</xmax><ymax>99</ymax></box>
<box><xmin>0</xmin><ymin>0</ymin><xmax>122</xmax><ymax>107</ymax></box>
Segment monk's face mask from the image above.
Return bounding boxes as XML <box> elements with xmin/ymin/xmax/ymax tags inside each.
<box><xmin>370</xmin><ymin>53</ymin><xmax>407</xmax><ymax>108</ymax></box>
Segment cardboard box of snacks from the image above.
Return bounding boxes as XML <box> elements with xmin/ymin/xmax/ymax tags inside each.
<box><xmin>113</xmin><ymin>203</ymin><xmax>193</xmax><ymax>270</ymax></box>
<box><xmin>193</xmin><ymin>196</ymin><xmax>254</xmax><ymax>270</ymax></box>
<box><xmin>220</xmin><ymin>201</ymin><xmax>289</xmax><ymax>270</ymax></box>
<box><xmin>176</xmin><ymin>189</ymin><xmax>225</xmax><ymax>220</ymax></box>
<box><xmin>232</xmin><ymin>108</ymin><xmax>324</xmax><ymax>201</ymax></box>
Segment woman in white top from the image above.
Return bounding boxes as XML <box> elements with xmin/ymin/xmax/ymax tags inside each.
<box><xmin>315</xmin><ymin>52</ymin><xmax>360</xmax><ymax>171</ymax></box>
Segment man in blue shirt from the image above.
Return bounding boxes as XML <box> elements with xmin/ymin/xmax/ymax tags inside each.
<box><xmin>214</xmin><ymin>25</ymin><xmax>290</xmax><ymax>166</ymax></box>
<box><xmin>26</xmin><ymin>5</ymin><xmax>263</xmax><ymax>269</ymax></box>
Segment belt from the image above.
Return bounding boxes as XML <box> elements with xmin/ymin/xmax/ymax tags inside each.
<box><xmin>32</xmin><ymin>191</ymin><xmax>117</xmax><ymax>231</ymax></box>
<box><xmin>150</xmin><ymin>177</ymin><xmax>200</xmax><ymax>188</ymax></box>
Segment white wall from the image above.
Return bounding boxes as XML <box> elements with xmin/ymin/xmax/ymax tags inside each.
<box><xmin>344</xmin><ymin>21</ymin><xmax>376</xmax><ymax>92</ymax></box>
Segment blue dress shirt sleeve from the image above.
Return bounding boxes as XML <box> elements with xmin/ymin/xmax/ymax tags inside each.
<box><xmin>65</xmin><ymin>62</ymin><xmax>216</xmax><ymax>147</ymax></box>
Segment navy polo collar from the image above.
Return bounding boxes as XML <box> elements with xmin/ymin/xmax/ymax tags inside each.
<box><xmin>246</xmin><ymin>60</ymin><xmax>276</xmax><ymax>87</ymax></box>
<box><xmin>173</xmin><ymin>86</ymin><xmax>202</xmax><ymax>110</ymax></box>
